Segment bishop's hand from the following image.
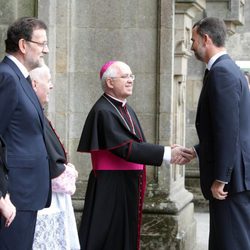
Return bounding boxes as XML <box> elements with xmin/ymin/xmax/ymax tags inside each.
<box><xmin>170</xmin><ymin>145</ymin><xmax>196</xmax><ymax>165</ymax></box>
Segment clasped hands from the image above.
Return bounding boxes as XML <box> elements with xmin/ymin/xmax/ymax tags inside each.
<box><xmin>170</xmin><ymin>145</ymin><xmax>196</xmax><ymax>165</ymax></box>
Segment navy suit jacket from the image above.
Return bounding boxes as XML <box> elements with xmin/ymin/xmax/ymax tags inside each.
<box><xmin>0</xmin><ymin>56</ymin><xmax>50</xmax><ymax>210</ymax></box>
<box><xmin>195</xmin><ymin>54</ymin><xmax>250</xmax><ymax>200</ymax></box>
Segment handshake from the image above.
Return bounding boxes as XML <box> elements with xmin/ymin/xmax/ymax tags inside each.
<box><xmin>170</xmin><ymin>145</ymin><xmax>196</xmax><ymax>165</ymax></box>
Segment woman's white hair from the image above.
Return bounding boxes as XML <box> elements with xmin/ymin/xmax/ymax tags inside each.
<box><xmin>29</xmin><ymin>63</ymin><xmax>50</xmax><ymax>83</ymax></box>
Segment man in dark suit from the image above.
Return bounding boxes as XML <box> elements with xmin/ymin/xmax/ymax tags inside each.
<box><xmin>0</xmin><ymin>17</ymin><xmax>51</xmax><ymax>250</ymax></box>
<box><xmin>187</xmin><ymin>17</ymin><xmax>250</xmax><ymax>249</ymax></box>
<box><xmin>0</xmin><ymin>136</ymin><xmax>16</xmax><ymax>228</ymax></box>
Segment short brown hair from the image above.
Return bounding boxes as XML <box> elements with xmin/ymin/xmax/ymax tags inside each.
<box><xmin>5</xmin><ymin>17</ymin><xmax>47</xmax><ymax>53</ymax></box>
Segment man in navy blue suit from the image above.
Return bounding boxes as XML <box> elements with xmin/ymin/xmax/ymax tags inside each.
<box><xmin>186</xmin><ymin>17</ymin><xmax>250</xmax><ymax>249</ymax></box>
<box><xmin>0</xmin><ymin>17</ymin><xmax>51</xmax><ymax>249</ymax></box>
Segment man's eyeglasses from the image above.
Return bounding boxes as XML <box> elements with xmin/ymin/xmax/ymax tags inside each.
<box><xmin>111</xmin><ymin>74</ymin><xmax>135</xmax><ymax>80</ymax></box>
<box><xmin>26</xmin><ymin>40</ymin><xmax>48</xmax><ymax>49</ymax></box>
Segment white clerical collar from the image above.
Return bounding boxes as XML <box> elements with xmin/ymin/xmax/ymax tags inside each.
<box><xmin>105</xmin><ymin>93</ymin><xmax>127</xmax><ymax>107</ymax></box>
<box><xmin>207</xmin><ymin>51</ymin><xmax>227</xmax><ymax>70</ymax></box>
<box><xmin>6</xmin><ymin>54</ymin><xmax>29</xmax><ymax>78</ymax></box>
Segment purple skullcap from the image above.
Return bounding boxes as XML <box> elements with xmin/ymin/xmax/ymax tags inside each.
<box><xmin>99</xmin><ymin>61</ymin><xmax>116</xmax><ymax>79</ymax></box>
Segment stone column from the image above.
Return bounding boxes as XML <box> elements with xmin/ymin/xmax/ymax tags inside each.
<box><xmin>140</xmin><ymin>1</ymin><xmax>204</xmax><ymax>249</ymax></box>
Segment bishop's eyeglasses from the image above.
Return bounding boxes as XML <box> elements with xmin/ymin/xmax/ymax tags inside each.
<box><xmin>112</xmin><ymin>74</ymin><xmax>135</xmax><ymax>80</ymax></box>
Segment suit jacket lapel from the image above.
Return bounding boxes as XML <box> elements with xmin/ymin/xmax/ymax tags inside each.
<box><xmin>211</xmin><ymin>54</ymin><xmax>230</xmax><ymax>68</ymax></box>
<box><xmin>203</xmin><ymin>54</ymin><xmax>230</xmax><ymax>86</ymax></box>
<box><xmin>20</xmin><ymin>76</ymin><xmax>45</xmax><ymax>128</ymax></box>
<box><xmin>196</xmin><ymin>54</ymin><xmax>231</xmax><ymax>131</ymax></box>
<box><xmin>3</xmin><ymin>57</ymin><xmax>45</xmax><ymax>130</ymax></box>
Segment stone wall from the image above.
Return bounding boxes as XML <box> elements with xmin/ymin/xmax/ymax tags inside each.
<box><xmin>36</xmin><ymin>0</ymin><xmax>166</xmax><ymax>222</ymax></box>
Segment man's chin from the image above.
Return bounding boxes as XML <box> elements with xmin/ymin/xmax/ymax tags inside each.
<box><xmin>32</xmin><ymin>61</ymin><xmax>42</xmax><ymax>69</ymax></box>
<box><xmin>194</xmin><ymin>53</ymin><xmax>203</xmax><ymax>62</ymax></box>
<box><xmin>38</xmin><ymin>57</ymin><xmax>45</xmax><ymax>67</ymax></box>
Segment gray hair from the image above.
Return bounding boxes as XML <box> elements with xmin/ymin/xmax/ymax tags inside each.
<box><xmin>193</xmin><ymin>17</ymin><xmax>227</xmax><ymax>47</ymax></box>
<box><xmin>100</xmin><ymin>64</ymin><xmax>118</xmax><ymax>91</ymax></box>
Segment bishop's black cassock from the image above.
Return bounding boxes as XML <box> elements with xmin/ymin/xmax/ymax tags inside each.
<box><xmin>77</xmin><ymin>94</ymin><xmax>165</xmax><ymax>250</ymax></box>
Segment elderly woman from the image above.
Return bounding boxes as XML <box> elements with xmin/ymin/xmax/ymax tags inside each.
<box><xmin>30</xmin><ymin>63</ymin><xmax>80</xmax><ymax>250</ymax></box>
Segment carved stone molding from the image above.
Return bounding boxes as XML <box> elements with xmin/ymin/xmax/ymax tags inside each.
<box><xmin>206</xmin><ymin>0</ymin><xmax>245</xmax><ymax>35</ymax></box>
<box><xmin>175</xmin><ymin>0</ymin><xmax>206</xmax><ymax>17</ymax></box>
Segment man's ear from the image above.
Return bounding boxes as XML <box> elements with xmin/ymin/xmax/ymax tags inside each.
<box><xmin>18</xmin><ymin>39</ymin><xmax>27</xmax><ymax>54</ymax></box>
<box><xmin>31</xmin><ymin>80</ymin><xmax>37</xmax><ymax>91</ymax></box>
<box><xmin>203</xmin><ymin>34</ymin><xmax>212</xmax><ymax>46</ymax></box>
<box><xmin>106</xmin><ymin>78</ymin><xmax>114</xmax><ymax>89</ymax></box>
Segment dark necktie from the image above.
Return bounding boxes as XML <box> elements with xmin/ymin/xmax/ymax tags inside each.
<box><xmin>26</xmin><ymin>75</ymin><xmax>32</xmax><ymax>85</ymax></box>
<box><xmin>203</xmin><ymin>69</ymin><xmax>209</xmax><ymax>85</ymax></box>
